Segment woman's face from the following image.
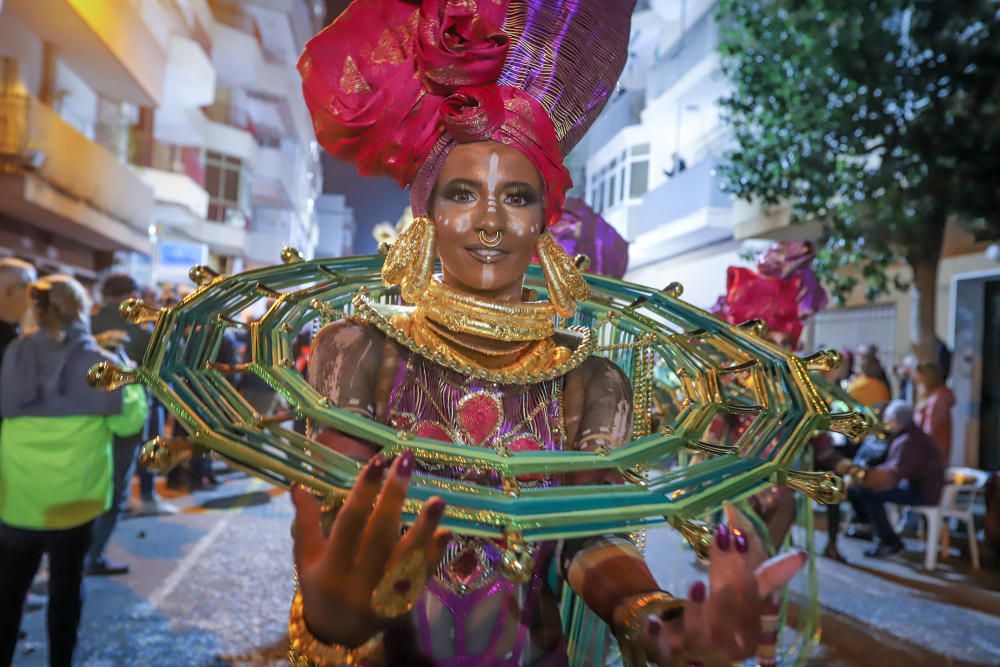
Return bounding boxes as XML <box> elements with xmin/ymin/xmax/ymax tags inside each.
<box><xmin>429</xmin><ymin>141</ymin><xmax>545</xmax><ymax>299</ymax></box>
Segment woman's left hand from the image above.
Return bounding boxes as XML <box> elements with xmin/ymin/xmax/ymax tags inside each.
<box><xmin>638</xmin><ymin>511</ymin><xmax>807</xmax><ymax>666</ymax></box>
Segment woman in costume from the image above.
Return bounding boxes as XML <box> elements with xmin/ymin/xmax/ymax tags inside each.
<box><xmin>285</xmin><ymin>2</ymin><xmax>806</xmax><ymax>665</ymax></box>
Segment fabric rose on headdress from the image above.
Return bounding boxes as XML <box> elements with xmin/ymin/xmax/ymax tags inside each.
<box><xmin>441</xmin><ymin>86</ymin><xmax>506</xmax><ymax>142</ymax></box>
<box><xmin>416</xmin><ymin>0</ymin><xmax>510</xmax><ymax>95</ymax></box>
<box><xmin>300</xmin><ymin>0</ymin><xmax>633</xmax><ymax>227</ymax></box>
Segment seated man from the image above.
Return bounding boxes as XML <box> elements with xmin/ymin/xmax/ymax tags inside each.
<box><xmin>848</xmin><ymin>400</ymin><xmax>946</xmax><ymax>558</ymax></box>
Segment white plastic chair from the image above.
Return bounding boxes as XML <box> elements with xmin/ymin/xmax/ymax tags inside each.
<box><xmin>910</xmin><ymin>467</ymin><xmax>989</xmax><ymax>571</ymax></box>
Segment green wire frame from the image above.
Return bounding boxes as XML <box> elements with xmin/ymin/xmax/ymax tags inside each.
<box><xmin>92</xmin><ymin>254</ymin><xmax>870</xmax><ymax>542</ymax></box>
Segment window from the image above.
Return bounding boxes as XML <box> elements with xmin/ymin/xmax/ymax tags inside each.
<box><xmin>630</xmin><ymin>160</ymin><xmax>649</xmax><ymax>198</ymax></box>
<box><xmin>586</xmin><ymin>142</ymin><xmax>652</xmax><ymax>212</ymax></box>
<box><xmin>205</xmin><ymin>150</ymin><xmax>245</xmax><ymax>223</ymax></box>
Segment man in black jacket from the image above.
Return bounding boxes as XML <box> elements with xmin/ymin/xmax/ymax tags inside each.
<box><xmin>86</xmin><ymin>274</ymin><xmax>175</xmax><ymax>575</ymax></box>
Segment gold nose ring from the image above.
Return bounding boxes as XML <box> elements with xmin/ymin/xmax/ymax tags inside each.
<box><xmin>479</xmin><ymin>230</ymin><xmax>502</xmax><ymax>248</ymax></box>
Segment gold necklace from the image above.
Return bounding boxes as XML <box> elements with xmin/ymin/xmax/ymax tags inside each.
<box><xmin>351</xmin><ymin>291</ymin><xmax>593</xmax><ymax>384</ymax></box>
<box><xmin>415</xmin><ymin>279</ymin><xmax>557</xmax><ymax>342</ymax></box>
<box><xmin>421</xmin><ymin>315</ymin><xmax>532</xmax><ymax>357</ymax></box>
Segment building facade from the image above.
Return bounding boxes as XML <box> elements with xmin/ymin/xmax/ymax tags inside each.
<box><xmin>568</xmin><ymin>0</ymin><xmax>752</xmax><ymax>310</ymax></box>
<box><xmin>576</xmin><ymin>0</ymin><xmax>997</xmax><ymax>469</ymax></box>
<box><xmin>0</xmin><ymin>0</ymin><xmax>327</xmax><ymax>286</ymax></box>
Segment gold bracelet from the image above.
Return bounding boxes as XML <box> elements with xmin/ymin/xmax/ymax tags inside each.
<box><xmin>288</xmin><ymin>589</ymin><xmax>383</xmax><ymax>666</ymax></box>
<box><xmin>613</xmin><ymin>591</ymin><xmax>686</xmax><ymax>667</ymax></box>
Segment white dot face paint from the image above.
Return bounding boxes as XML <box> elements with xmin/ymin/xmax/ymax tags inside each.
<box><xmin>482</xmin><ymin>264</ymin><xmax>496</xmax><ymax>287</ymax></box>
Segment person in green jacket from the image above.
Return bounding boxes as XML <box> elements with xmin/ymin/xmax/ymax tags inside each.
<box><xmin>0</xmin><ymin>274</ymin><xmax>147</xmax><ymax>667</ymax></box>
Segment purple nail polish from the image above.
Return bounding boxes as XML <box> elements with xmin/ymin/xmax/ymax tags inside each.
<box><xmin>398</xmin><ymin>449</ymin><xmax>415</xmax><ymax>476</ymax></box>
<box><xmin>734</xmin><ymin>530</ymin><xmax>749</xmax><ymax>554</ymax></box>
<box><xmin>364</xmin><ymin>455</ymin><xmax>386</xmax><ymax>482</ymax></box>
<box><xmin>689</xmin><ymin>580</ymin><xmax>706</xmax><ymax>603</ymax></box>
<box><xmin>716</xmin><ymin>523</ymin><xmax>731</xmax><ymax>551</ymax></box>
<box><xmin>426</xmin><ymin>498</ymin><xmax>446</xmax><ymax>520</ymax></box>
<box><xmin>647</xmin><ymin>615</ymin><xmax>661</xmax><ymax>636</ymax></box>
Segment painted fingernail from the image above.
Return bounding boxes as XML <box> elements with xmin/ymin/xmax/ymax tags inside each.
<box><xmin>734</xmin><ymin>529</ymin><xmax>748</xmax><ymax>554</ymax></box>
<box><xmin>426</xmin><ymin>498</ymin><xmax>446</xmax><ymax>520</ymax></box>
<box><xmin>689</xmin><ymin>580</ymin><xmax>706</xmax><ymax>603</ymax></box>
<box><xmin>716</xmin><ymin>523</ymin><xmax>731</xmax><ymax>551</ymax></box>
<box><xmin>398</xmin><ymin>449</ymin><xmax>415</xmax><ymax>477</ymax></box>
<box><xmin>647</xmin><ymin>615</ymin><xmax>661</xmax><ymax>636</ymax></box>
<box><xmin>364</xmin><ymin>455</ymin><xmax>386</xmax><ymax>482</ymax></box>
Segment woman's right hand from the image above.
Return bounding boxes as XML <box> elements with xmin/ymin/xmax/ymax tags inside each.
<box><xmin>290</xmin><ymin>449</ymin><xmax>451</xmax><ymax>648</ymax></box>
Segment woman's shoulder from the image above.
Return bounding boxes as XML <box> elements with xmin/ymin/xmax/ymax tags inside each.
<box><xmin>312</xmin><ymin>320</ymin><xmax>386</xmax><ymax>358</ymax></box>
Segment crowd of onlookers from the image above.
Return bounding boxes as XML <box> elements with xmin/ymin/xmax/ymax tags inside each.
<box><xmin>818</xmin><ymin>343</ymin><xmax>956</xmax><ymax>562</ymax></box>
<box><xmin>0</xmin><ymin>258</ymin><xmax>304</xmax><ymax>666</ymax></box>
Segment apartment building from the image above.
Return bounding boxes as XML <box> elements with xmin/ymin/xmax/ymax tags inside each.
<box><xmin>0</xmin><ymin>0</ymin><xmax>328</xmax><ymax>285</ymax></box>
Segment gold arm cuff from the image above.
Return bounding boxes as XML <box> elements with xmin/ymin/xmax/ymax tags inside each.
<box><xmin>613</xmin><ymin>591</ymin><xmax>685</xmax><ymax>666</ymax></box>
<box><xmin>288</xmin><ymin>589</ymin><xmax>383</xmax><ymax>666</ymax></box>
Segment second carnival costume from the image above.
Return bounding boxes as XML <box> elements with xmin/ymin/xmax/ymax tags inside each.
<box><xmin>294</xmin><ymin>1</ymin><xmax>680</xmax><ymax>665</ymax></box>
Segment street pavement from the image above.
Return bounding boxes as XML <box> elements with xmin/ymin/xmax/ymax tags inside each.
<box><xmin>10</xmin><ymin>469</ymin><xmax>1000</xmax><ymax>666</ymax></box>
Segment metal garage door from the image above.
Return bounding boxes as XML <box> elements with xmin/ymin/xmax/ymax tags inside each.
<box><xmin>810</xmin><ymin>303</ymin><xmax>897</xmax><ymax>375</ymax></box>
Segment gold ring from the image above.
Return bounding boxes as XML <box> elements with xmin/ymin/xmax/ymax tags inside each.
<box><xmin>370</xmin><ymin>549</ymin><xmax>428</xmax><ymax>618</ymax></box>
<box><xmin>479</xmin><ymin>230</ymin><xmax>502</xmax><ymax>248</ymax></box>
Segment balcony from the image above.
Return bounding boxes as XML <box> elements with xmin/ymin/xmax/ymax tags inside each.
<box><xmin>178</xmin><ymin>220</ymin><xmax>247</xmax><ymax>256</ymax></box>
<box><xmin>646</xmin><ymin>9</ymin><xmax>719</xmax><ymax>100</ymax></box>
<box><xmin>136</xmin><ymin>169</ymin><xmax>210</xmax><ymax>222</ymax></box>
<box><xmin>585</xmin><ymin>90</ymin><xmax>646</xmax><ymax>155</ymax></box>
<box><xmin>629</xmin><ymin>157</ymin><xmax>733</xmax><ymax>268</ymax></box>
<box><xmin>4</xmin><ymin>0</ymin><xmax>166</xmax><ymax>106</ymax></box>
<box><xmin>164</xmin><ymin>35</ymin><xmax>217</xmax><ymax>109</ymax></box>
<box><xmin>0</xmin><ymin>93</ymin><xmax>153</xmax><ymax>253</ymax></box>
<box><xmin>211</xmin><ymin>22</ymin><xmax>264</xmax><ymax>87</ymax></box>
<box><xmin>251</xmin><ymin>145</ymin><xmax>297</xmax><ymax>208</ymax></box>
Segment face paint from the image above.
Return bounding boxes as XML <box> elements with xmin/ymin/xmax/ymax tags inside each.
<box><xmin>486</xmin><ymin>152</ymin><xmax>500</xmax><ymax>214</ymax></box>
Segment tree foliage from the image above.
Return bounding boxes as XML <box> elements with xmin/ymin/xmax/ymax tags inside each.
<box><xmin>716</xmin><ymin>0</ymin><xmax>1000</xmax><ymax>308</ymax></box>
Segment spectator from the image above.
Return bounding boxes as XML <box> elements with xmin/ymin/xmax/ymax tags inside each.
<box><xmin>86</xmin><ymin>275</ymin><xmax>174</xmax><ymax>576</ymax></box>
<box><xmin>0</xmin><ymin>275</ymin><xmax>147</xmax><ymax>666</ymax></box>
<box><xmin>934</xmin><ymin>337</ymin><xmax>952</xmax><ymax>382</ymax></box>
<box><xmin>915</xmin><ymin>362</ymin><xmax>955</xmax><ymax>463</ymax></box>
<box><xmin>846</xmin><ymin>351</ymin><xmax>891</xmax><ymax>407</ymax></box>
<box><xmin>663</xmin><ymin>151</ymin><xmax>687</xmax><ymax>178</ymax></box>
<box><xmin>893</xmin><ymin>354</ymin><xmax>918</xmax><ymax>404</ymax></box>
<box><xmin>0</xmin><ymin>258</ymin><xmax>37</xmax><ymax>394</ymax></box>
<box><xmin>847</xmin><ymin>400</ymin><xmax>945</xmax><ymax>558</ymax></box>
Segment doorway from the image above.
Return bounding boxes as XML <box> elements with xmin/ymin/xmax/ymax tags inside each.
<box><xmin>980</xmin><ymin>280</ymin><xmax>1000</xmax><ymax>470</ymax></box>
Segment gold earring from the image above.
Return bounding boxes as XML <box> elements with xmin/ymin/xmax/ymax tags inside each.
<box><xmin>382</xmin><ymin>216</ymin><xmax>436</xmax><ymax>302</ymax></box>
<box><xmin>536</xmin><ymin>232</ymin><xmax>590</xmax><ymax>318</ymax></box>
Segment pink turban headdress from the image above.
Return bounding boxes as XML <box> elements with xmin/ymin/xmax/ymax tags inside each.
<box><xmin>298</xmin><ymin>0</ymin><xmax>635</xmax><ymax>226</ymax></box>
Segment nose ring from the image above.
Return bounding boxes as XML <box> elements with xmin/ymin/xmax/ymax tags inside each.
<box><xmin>479</xmin><ymin>230</ymin><xmax>502</xmax><ymax>248</ymax></box>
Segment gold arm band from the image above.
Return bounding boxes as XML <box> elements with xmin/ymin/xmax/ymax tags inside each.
<box><xmin>288</xmin><ymin>589</ymin><xmax>383</xmax><ymax>666</ymax></box>
<box><xmin>613</xmin><ymin>591</ymin><xmax>686</xmax><ymax>667</ymax></box>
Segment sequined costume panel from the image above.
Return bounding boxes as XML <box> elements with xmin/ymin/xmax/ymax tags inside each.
<box><xmin>387</xmin><ymin>350</ymin><xmax>568</xmax><ymax>666</ymax></box>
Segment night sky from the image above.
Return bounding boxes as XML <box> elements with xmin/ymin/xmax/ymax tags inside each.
<box><xmin>319</xmin><ymin>0</ymin><xmax>409</xmax><ymax>255</ymax></box>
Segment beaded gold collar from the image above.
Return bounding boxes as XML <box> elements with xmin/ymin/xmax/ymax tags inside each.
<box><xmin>351</xmin><ymin>290</ymin><xmax>593</xmax><ymax>384</ymax></box>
